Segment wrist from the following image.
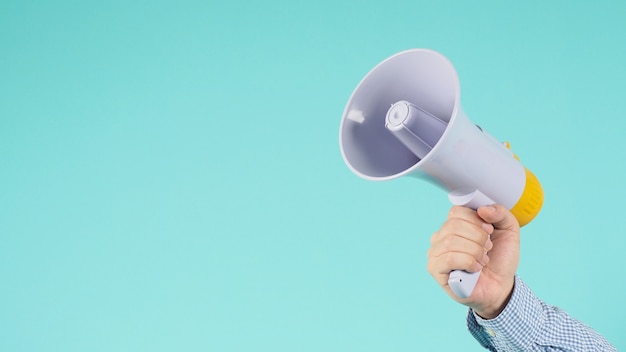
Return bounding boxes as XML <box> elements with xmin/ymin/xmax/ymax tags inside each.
<box><xmin>473</xmin><ymin>278</ymin><xmax>515</xmax><ymax>319</ymax></box>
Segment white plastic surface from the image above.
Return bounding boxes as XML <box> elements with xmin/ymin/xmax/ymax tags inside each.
<box><xmin>448</xmin><ymin>189</ymin><xmax>496</xmax><ymax>211</ymax></box>
<box><xmin>448</xmin><ymin>270</ymin><xmax>481</xmax><ymax>299</ymax></box>
<box><xmin>338</xmin><ymin>49</ymin><xmax>528</xmax><ymax>299</ymax></box>
<box><xmin>339</xmin><ymin>49</ymin><xmax>526</xmax><ymax>208</ymax></box>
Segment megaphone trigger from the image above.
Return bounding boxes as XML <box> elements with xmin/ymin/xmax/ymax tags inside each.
<box><xmin>448</xmin><ymin>190</ymin><xmax>496</xmax><ymax>211</ymax></box>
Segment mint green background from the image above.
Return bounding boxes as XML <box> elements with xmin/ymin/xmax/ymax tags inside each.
<box><xmin>2</xmin><ymin>1</ymin><xmax>625</xmax><ymax>351</ymax></box>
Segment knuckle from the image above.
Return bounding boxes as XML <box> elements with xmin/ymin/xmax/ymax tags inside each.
<box><xmin>426</xmin><ymin>260</ymin><xmax>434</xmax><ymax>274</ymax></box>
<box><xmin>448</xmin><ymin>205</ymin><xmax>463</xmax><ymax>218</ymax></box>
<box><xmin>441</xmin><ymin>235</ymin><xmax>454</xmax><ymax>250</ymax></box>
<box><xmin>443</xmin><ymin>254</ymin><xmax>456</xmax><ymax>268</ymax></box>
<box><xmin>439</xmin><ymin>218</ymin><xmax>459</xmax><ymax>235</ymax></box>
<box><xmin>462</xmin><ymin>256</ymin><xmax>476</xmax><ymax>270</ymax></box>
<box><xmin>429</xmin><ymin>231</ymin><xmax>439</xmax><ymax>245</ymax></box>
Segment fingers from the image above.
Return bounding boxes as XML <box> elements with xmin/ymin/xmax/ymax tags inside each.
<box><xmin>427</xmin><ymin>236</ymin><xmax>490</xmax><ymax>272</ymax></box>
<box><xmin>476</xmin><ymin>204</ymin><xmax>520</xmax><ymax>233</ymax></box>
<box><xmin>427</xmin><ymin>206</ymin><xmax>493</xmax><ymax>281</ymax></box>
<box><xmin>428</xmin><ymin>244</ymin><xmax>489</xmax><ymax>274</ymax></box>
<box><xmin>431</xmin><ymin>206</ymin><xmax>492</xmax><ymax>248</ymax></box>
<box><xmin>429</xmin><ymin>225</ymin><xmax>490</xmax><ymax>259</ymax></box>
<box><xmin>448</xmin><ymin>205</ymin><xmax>494</xmax><ymax>234</ymax></box>
<box><xmin>427</xmin><ymin>205</ymin><xmax>521</xmax><ymax>305</ymax></box>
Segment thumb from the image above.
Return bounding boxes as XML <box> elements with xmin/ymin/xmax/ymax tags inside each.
<box><xmin>477</xmin><ymin>204</ymin><xmax>520</xmax><ymax>232</ymax></box>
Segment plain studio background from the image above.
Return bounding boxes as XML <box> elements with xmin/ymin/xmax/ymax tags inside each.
<box><xmin>1</xmin><ymin>1</ymin><xmax>624</xmax><ymax>351</ymax></box>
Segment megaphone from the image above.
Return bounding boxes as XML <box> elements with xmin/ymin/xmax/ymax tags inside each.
<box><xmin>339</xmin><ymin>49</ymin><xmax>543</xmax><ymax>299</ymax></box>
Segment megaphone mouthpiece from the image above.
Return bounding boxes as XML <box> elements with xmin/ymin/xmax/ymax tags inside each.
<box><xmin>385</xmin><ymin>100</ymin><xmax>447</xmax><ymax>159</ymax></box>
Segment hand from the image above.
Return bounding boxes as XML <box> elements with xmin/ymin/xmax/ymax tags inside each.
<box><xmin>427</xmin><ymin>204</ymin><xmax>520</xmax><ymax>319</ymax></box>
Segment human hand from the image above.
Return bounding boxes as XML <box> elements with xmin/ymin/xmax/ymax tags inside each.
<box><xmin>426</xmin><ymin>204</ymin><xmax>520</xmax><ymax>319</ymax></box>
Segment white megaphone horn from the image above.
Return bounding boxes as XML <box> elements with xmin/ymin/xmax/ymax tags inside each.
<box><xmin>339</xmin><ymin>49</ymin><xmax>544</xmax><ymax>299</ymax></box>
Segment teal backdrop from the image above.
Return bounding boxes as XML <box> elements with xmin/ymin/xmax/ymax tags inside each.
<box><xmin>2</xmin><ymin>1</ymin><xmax>625</xmax><ymax>351</ymax></box>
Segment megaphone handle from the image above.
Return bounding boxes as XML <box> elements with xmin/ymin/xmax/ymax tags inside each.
<box><xmin>448</xmin><ymin>269</ymin><xmax>481</xmax><ymax>299</ymax></box>
<box><xmin>447</xmin><ymin>190</ymin><xmax>496</xmax><ymax>299</ymax></box>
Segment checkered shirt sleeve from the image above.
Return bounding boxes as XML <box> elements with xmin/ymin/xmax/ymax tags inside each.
<box><xmin>466</xmin><ymin>276</ymin><xmax>617</xmax><ymax>351</ymax></box>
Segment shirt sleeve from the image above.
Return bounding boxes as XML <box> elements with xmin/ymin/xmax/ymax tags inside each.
<box><xmin>466</xmin><ymin>276</ymin><xmax>617</xmax><ymax>351</ymax></box>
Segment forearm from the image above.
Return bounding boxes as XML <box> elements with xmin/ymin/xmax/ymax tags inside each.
<box><xmin>467</xmin><ymin>276</ymin><xmax>616</xmax><ymax>351</ymax></box>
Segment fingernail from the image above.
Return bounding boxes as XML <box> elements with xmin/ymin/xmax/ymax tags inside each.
<box><xmin>483</xmin><ymin>205</ymin><xmax>496</xmax><ymax>213</ymax></box>
<box><xmin>481</xmin><ymin>253</ymin><xmax>490</xmax><ymax>266</ymax></box>
<box><xmin>476</xmin><ymin>262</ymin><xmax>484</xmax><ymax>272</ymax></box>
<box><xmin>482</xmin><ymin>223</ymin><xmax>494</xmax><ymax>234</ymax></box>
<box><xmin>484</xmin><ymin>238</ymin><xmax>493</xmax><ymax>251</ymax></box>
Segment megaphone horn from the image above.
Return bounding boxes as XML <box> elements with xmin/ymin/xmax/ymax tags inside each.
<box><xmin>339</xmin><ymin>49</ymin><xmax>543</xmax><ymax>299</ymax></box>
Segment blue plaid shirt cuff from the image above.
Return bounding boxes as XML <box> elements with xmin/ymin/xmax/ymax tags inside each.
<box><xmin>466</xmin><ymin>276</ymin><xmax>617</xmax><ymax>351</ymax></box>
